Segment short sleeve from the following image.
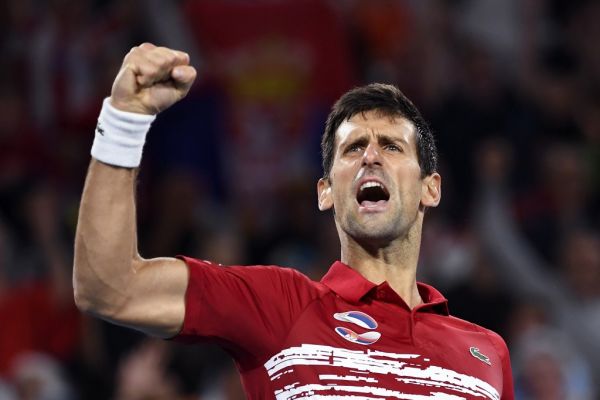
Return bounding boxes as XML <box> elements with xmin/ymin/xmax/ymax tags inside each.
<box><xmin>485</xmin><ymin>330</ymin><xmax>515</xmax><ymax>400</ymax></box>
<box><xmin>174</xmin><ymin>256</ymin><xmax>320</xmax><ymax>368</ymax></box>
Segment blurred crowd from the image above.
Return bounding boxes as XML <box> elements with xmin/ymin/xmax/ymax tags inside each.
<box><xmin>1</xmin><ymin>0</ymin><xmax>599</xmax><ymax>399</ymax></box>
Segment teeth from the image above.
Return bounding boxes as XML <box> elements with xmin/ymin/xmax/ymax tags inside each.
<box><xmin>360</xmin><ymin>181</ymin><xmax>384</xmax><ymax>191</ymax></box>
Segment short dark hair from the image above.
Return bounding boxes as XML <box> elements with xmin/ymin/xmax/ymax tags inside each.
<box><xmin>321</xmin><ymin>83</ymin><xmax>438</xmax><ymax>179</ymax></box>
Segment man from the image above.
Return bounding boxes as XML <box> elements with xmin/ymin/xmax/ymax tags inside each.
<box><xmin>74</xmin><ymin>43</ymin><xmax>514</xmax><ymax>399</ymax></box>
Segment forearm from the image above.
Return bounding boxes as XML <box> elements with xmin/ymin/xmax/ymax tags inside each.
<box><xmin>73</xmin><ymin>158</ymin><xmax>141</xmax><ymax>317</ymax></box>
<box><xmin>72</xmin><ymin>43</ymin><xmax>195</xmax><ymax>336</ymax></box>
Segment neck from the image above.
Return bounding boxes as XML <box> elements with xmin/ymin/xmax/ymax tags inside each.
<box><xmin>339</xmin><ymin>219</ymin><xmax>423</xmax><ymax>309</ymax></box>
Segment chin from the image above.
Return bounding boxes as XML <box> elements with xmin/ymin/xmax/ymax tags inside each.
<box><xmin>346</xmin><ymin>220</ymin><xmax>403</xmax><ymax>247</ymax></box>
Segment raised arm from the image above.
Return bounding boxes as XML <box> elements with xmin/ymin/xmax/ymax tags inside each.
<box><xmin>73</xmin><ymin>43</ymin><xmax>197</xmax><ymax>338</ymax></box>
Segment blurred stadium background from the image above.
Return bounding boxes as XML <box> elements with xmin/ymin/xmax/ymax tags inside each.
<box><xmin>1</xmin><ymin>0</ymin><xmax>599</xmax><ymax>399</ymax></box>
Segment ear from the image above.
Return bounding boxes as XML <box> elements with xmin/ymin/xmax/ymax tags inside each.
<box><xmin>317</xmin><ymin>178</ymin><xmax>334</xmax><ymax>211</ymax></box>
<box><xmin>421</xmin><ymin>173</ymin><xmax>441</xmax><ymax>208</ymax></box>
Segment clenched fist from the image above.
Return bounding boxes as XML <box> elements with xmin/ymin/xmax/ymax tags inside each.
<box><xmin>110</xmin><ymin>43</ymin><xmax>197</xmax><ymax>115</ymax></box>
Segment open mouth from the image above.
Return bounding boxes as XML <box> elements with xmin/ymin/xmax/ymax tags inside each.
<box><xmin>356</xmin><ymin>181</ymin><xmax>390</xmax><ymax>207</ymax></box>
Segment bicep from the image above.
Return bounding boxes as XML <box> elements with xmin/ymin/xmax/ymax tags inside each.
<box><xmin>177</xmin><ymin>259</ymin><xmax>319</xmax><ymax>365</ymax></box>
<box><xmin>107</xmin><ymin>257</ymin><xmax>189</xmax><ymax>338</ymax></box>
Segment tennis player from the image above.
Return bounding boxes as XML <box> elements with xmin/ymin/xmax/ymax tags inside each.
<box><xmin>74</xmin><ymin>43</ymin><xmax>514</xmax><ymax>399</ymax></box>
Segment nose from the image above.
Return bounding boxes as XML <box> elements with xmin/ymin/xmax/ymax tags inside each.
<box><xmin>362</xmin><ymin>143</ymin><xmax>382</xmax><ymax>167</ymax></box>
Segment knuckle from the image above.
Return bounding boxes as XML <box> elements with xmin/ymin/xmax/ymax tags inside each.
<box><xmin>140</xmin><ymin>42</ymin><xmax>155</xmax><ymax>50</ymax></box>
<box><xmin>157</xmin><ymin>50</ymin><xmax>175</xmax><ymax>65</ymax></box>
<box><xmin>124</xmin><ymin>48</ymin><xmax>137</xmax><ymax>62</ymax></box>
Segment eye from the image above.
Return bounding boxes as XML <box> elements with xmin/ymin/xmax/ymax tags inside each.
<box><xmin>384</xmin><ymin>144</ymin><xmax>402</xmax><ymax>152</ymax></box>
<box><xmin>346</xmin><ymin>143</ymin><xmax>363</xmax><ymax>153</ymax></box>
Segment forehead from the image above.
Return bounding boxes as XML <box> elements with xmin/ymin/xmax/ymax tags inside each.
<box><xmin>335</xmin><ymin>110</ymin><xmax>417</xmax><ymax>147</ymax></box>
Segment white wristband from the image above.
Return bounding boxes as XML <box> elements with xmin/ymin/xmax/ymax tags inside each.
<box><xmin>90</xmin><ymin>98</ymin><xmax>156</xmax><ymax>168</ymax></box>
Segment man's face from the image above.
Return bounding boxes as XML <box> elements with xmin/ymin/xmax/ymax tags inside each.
<box><xmin>317</xmin><ymin>110</ymin><xmax>441</xmax><ymax>246</ymax></box>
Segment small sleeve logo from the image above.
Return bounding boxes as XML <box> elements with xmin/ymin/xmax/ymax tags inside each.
<box><xmin>96</xmin><ymin>122</ymin><xmax>105</xmax><ymax>136</ymax></box>
<box><xmin>469</xmin><ymin>347</ymin><xmax>491</xmax><ymax>366</ymax></box>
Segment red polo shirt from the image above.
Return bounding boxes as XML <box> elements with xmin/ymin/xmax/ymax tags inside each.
<box><xmin>177</xmin><ymin>257</ymin><xmax>514</xmax><ymax>399</ymax></box>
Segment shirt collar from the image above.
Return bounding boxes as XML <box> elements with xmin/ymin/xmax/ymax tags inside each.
<box><xmin>320</xmin><ymin>261</ymin><xmax>449</xmax><ymax>315</ymax></box>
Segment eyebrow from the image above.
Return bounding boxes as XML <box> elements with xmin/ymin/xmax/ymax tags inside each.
<box><xmin>342</xmin><ymin>136</ymin><xmax>369</xmax><ymax>150</ymax></box>
<box><xmin>341</xmin><ymin>133</ymin><xmax>408</xmax><ymax>149</ymax></box>
<box><xmin>377</xmin><ymin>134</ymin><xmax>408</xmax><ymax>146</ymax></box>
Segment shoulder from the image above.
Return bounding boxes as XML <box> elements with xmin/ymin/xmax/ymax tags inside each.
<box><xmin>480</xmin><ymin>325</ymin><xmax>511</xmax><ymax>364</ymax></box>
<box><xmin>179</xmin><ymin>256</ymin><xmax>326</xmax><ymax>295</ymax></box>
<box><xmin>446</xmin><ymin>315</ymin><xmax>511</xmax><ymax>367</ymax></box>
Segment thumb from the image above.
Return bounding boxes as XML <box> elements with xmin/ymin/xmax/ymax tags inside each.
<box><xmin>171</xmin><ymin>65</ymin><xmax>197</xmax><ymax>88</ymax></box>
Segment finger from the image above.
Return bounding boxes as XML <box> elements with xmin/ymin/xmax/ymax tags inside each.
<box><xmin>114</xmin><ymin>63</ymin><xmax>139</xmax><ymax>91</ymax></box>
<box><xmin>171</xmin><ymin>65</ymin><xmax>196</xmax><ymax>85</ymax></box>
<box><xmin>121</xmin><ymin>46</ymin><xmax>151</xmax><ymax>77</ymax></box>
<box><xmin>121</xmin><ymin>43</ymin><xmax>155</xmax><ymax>71</ymax></box>
<box><xmin>131</xmin><ymin>57</ymin><xmax>166</xmax><ymax>87</ymax></box>
<box><xmin>131</xmin><ymin>52</ymin><xmax>173</xmax><ymax>87</ymax></box>
<box><xmin>139</xmin><ymin>42</ymin><xmax>156</xmax><ymax>51</ymax></box>
<box><xmin>171</xmin><ymin>50</ymin><xmax>190</xmax><ymax>65</ymax></box>
<box><xmin>124</xmin><ymin>46</ymin><xmax>191</xmax><ymax>87</ymax></box>
<box><xmin>134</xmin><ymin>49</ymin><xmax>183</xmax><ymax>86</ymax></box>
<box><xmin>152</xmin><ymin>47</ymin><xmax>189</xmax><ymax>67</ymax></box>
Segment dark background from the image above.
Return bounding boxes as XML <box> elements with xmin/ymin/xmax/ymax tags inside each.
<box><xmin>1</xmin><ymin>0</ymin><xmax>599</xmax><ymax>399</ymax></box>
